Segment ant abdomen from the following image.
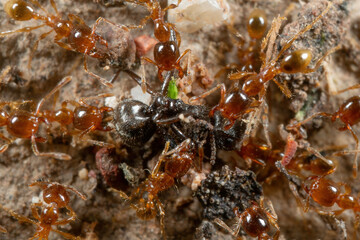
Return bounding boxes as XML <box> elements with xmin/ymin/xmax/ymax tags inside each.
<box><xmin>239</xmin><ymin>206</ymin><xmax>270</xmax><ymax>238</ymax></box>
<box><xmin>280</xmin><ymin>49</ymin><xmax>312</xmax><ymax>74</ymax></box>
<box><xmin>153</xmin><ymin>41</ymin><xmax>180</xmax><ymax>70</ymax></box>
<box><xmin>247</xmin><ymin>9</ymin><xmax>267</xmax><ymax>40</ymax></box>
<box><xmin>5</xmin><ymin>0</ymin><xmax>35</xmax><ymax>21</ymax></box>
<box><xmin>7</xmin><ymin>111</ymin><xmax>39</xmax><ymax>139</ymax></box>
<box><xmin>335</xmin><ymin>96</ymin><xmax>360</xmax><ymax>126</ymax></box>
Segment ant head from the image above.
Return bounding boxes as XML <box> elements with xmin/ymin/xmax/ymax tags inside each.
<box><xmin>42</xmin><ymin>183</ymin><xmax>70</xmax><ymax>208</ymax></box>
<box><xmin>5</xmin><ymin>0</ymin><xmax>35</xmax><ymax>21</ymax></box>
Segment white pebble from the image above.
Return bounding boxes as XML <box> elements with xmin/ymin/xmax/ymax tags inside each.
<box><xmin>168</xmin><ymin>0</ymin><xmax>230</xmax><ymax>33</ymax></box>
<box><xmin>130</xmin><ymin>85</ymin><xmax>152</xmax><ymax>105</ymax></box>
<box><xmin>79</xmin><ymin>168</ymin><xmax>89</xmax><ymax>180</ymax></box>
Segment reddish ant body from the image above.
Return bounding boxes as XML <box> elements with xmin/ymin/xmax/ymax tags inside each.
<box><xmin>0</xmin><ymin>76</ymin><xmax>72</xmax><ymax>160</ymax></box>
<box><xmin>190</xmin><ymin>3</ymin><xmax>336</xmax><ymax>130</ymax></box>
<box><xmin>42</xmin><ymin>93</ymin><xmax>114</xmax><ymax>147</ymax></box>
<box><xmin>215</xmin><ymin>198</ymin><xmax>280</xmax><ymax>240</ymax></box>
<box><xmin>287</xmin><ymin>92</ymin><xmax>360</xmax><ymax>177</ymax></box>
<box><xmin>115</xmin><ymin>139</ymin><xmax>195</xmax><ymax>237</ymax></box>
<box><xmin>127</xmin><ymin>0</ymin><xmax>190</xmax><ymax>81</ymax></box>
<box><xmin>0</xmin><ymin>181</ymin><xmax>86</xmax><ymax>240</ymax></box>
<box><xmin>1</xmin><ymin>0</ymin><xmax>116</xmax><ymax>87</ymax></box>
<box><xmin>216</xmin><ymin>8</ymin><xmax>268</xmax><ymax>77</ymax></box>
<box><xmin>0</xmin><ymin>226</ymin><xmax>6</xmax><ymax>233</ymax></box>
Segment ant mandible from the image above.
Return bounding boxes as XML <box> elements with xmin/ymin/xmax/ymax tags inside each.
<box><xmin>190</xmin><ymin>2</ymin><xmax>336</xmax><ymax>130</ymax></box>
<box><xmin>214</xmin><ymin>198</ymin><xmax>280</xmax><ymax>240</ymax></box>
<box><xmin>0</xmin><ymin>76</ymin><xmax>72</xmax><ymax>160</ymax></box>
<box><xmin>114</xmin><ymin>139</ymin><xmax>195</xmax><ymax>238</ymax></box>
<box><xmin>1</xmin><ymin>0</ymin><xmax>117</xmax><ymax>87</ymax></box>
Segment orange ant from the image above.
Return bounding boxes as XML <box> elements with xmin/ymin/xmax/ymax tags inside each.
<box><xmin>42</xmin><ymin>92</ymin><xmax>114</xmax><ymax>147</ymax></box>
<box><xmin>0</xmin><ymin>0</ymin><xmax>117</xmax><ymax>87</ymax></box>
<box><xmin>0</xmin><ymin>225</ymin><xmax>6</xmax><ymax>233</ymax></box>
<box><xmin>0</xmin><ymin>181</ymin><xmax>86</xmax><ymax>240</ymax></box>
<box><xmin>287</xmin><ymin>84</ymin><xmax>360</xmax><ymax>177</ymax></box>
<box><xmin>0</xmin><ymin>76</ymin><xmax>72</xmax><ymax>160</ymax></box>
<box><xmin>216</xmin><ymin>8</ymin><xmax>268</xmax><ymax>77</ymax></box>
<box><xmin>29</xmin><ymin>180</ymin><xmax>87</xmax><ymax>220</ymax></box>
<box><xmin>126</xmin><ymin>0</ymin><xmax>190</xmax><ymax>81</ymax></box>
<box><xmin>190</xmin><ymin>3</ymin><xmax>336</xmax><ymax>130</ymax></box>
<box><xmin>114</xmin><ymin>138</ymin><xmax>195</xmax><ymax>238</ymax></box>
<box><xmin>214</xmin><ymin>198</ymin><xmax>280</xmax><ymax>240</ymax></box>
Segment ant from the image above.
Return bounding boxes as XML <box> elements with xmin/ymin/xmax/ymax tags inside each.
<box><xmin>0</xmin><ymin>226</ymin><xmax>6</xmax><ymax>233</ymax></box>
<box><xmin>126</xmin><ymin>0</ymin><xmax>190</xmax><ymax>81</ymax></box>
<box><xmin>0</xmin><ymin>76</ymin><xmax>72</xmax><ymax>160</ymax></box>
<box><xmin>287</xmin><ymin>84</ymin><xmax>360</xmax><ymax>177</ymax></box>
<box><xmin>114</xmin><ymin>70</ymin><xmax>246</xmax><ymax>165</ymax></box>
<box><xmin>216</xmin><ymin>8</ymin><xmax>268</xmax><ymax>77</ymax></box>
<box><xmin>190</xmin><ymin>2</ymin><xmax>336</xmax><ymax>130</ymax></box>
<box><xmin>42</xmin><ymin>92</ymin><xmax>114</xmax><ymax>148</ymax></box>
<box><xmin>114</xmin><ymin>138</ymin><xmax>195</xmax><ymax>238</ymax></box>
<box><xmin>214</xmin><ymin>198</ymin><xmax>280</xmax><ymax>240</ymax></box>
<box><xmin>1</xmin><ymin>0</ymin><xmax>118</xmax><ymax>87</ymax></box>
<box><xmin>29</xmin><ymin>180</ymin><xmax>87</xmax><ymax>220</ymax></box>
<box><xmin>0</xmin><ymin>181</ymin><xmax>86</xmax><ymax>240</ymax></box>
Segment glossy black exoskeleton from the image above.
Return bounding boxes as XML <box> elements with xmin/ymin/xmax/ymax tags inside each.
<box><xmin>114</xmin><ymin>70</ymin><xmax>246</xmax><ymax>163</ymax></box>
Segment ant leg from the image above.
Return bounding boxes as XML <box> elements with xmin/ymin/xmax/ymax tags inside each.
<box><xmin>289</xmin><ymin>182</ymin><xmax>306</xmax><ymax>212</ymax></box>
<box><xmin>272</xmin><ymin>78</ymin><xmax>292</xmax><ymax>98</ymax></box>
<box><xmin>175</xmin><ymin>49</ymin><xmax>191</xmax><ymax>65</ymax></box>
<box><xmin>0</xmin><ymin>204</ymin><xmax>36</xmax><ymax>225</ymax></box>
<box><xmin>261</xmin><ymin>198</ymin><xmax>280</xmax><ymax>239</ymax></box>
<box><xmin>54</xmin><ymin>39</ymin><xmax>73</xmax><ymax>51</ymax></box>
<box><xmin>35</xmin><ymin>76</ymin><xmax>72</xmax><ymax>114</ymax></box>
<box><xmin>28</xmin><ymin>30</ymin><xmax>54</xmax><ymax>69</ymax></box>
<box><xmin>262</xmin><ymin>100</ymin><xmax>272</xmax><ymax>148</ymax></box>
<box><xmin>272</xmin><ymin>2</ymin><xmax>333</xmax><ymax>63</ymax></box>
<box><xmin>286</xmin><ymin>112</ymin><xmax>333</xmax><ymax>130</ymax></box>
<box><xmin>142</xmin><ymin>57</ymin><xmax>158</xmax><ymax>66</ymax></box>
<box><xmin>84</xmin><ymin>55</ymin><xmax>114</xmax><ymax>88</ymax></box>
<box><xmin>0</xmin><ymin>24</ymin><xmax>46</xmax><ymax>37</ymax></box>
<box><xmin>157</xmin><ymin>200</ymin><xmax>167</xmax><ymax>239</ymax></box>
<box><xmin>64</xmin><ymin>185</ymin><xmax>87</xmax><ymax>200</ymax></box>
<box><xmin>31</xmin><ymin>135</ymin><xmax>72</xmax><ymax>160</ymax></box>
<box><xmin>128</xmin><ymin>14</ymin><xmax>151</xmax><ymax>29</ymax></box>
<box><xmin>213</xmin><ymin>218</ymin><xmax>240</xmax><ymax>239</ymax></box>
<box><xmin>0</xmin><ymin>226</ymin><xmax>6</xmax><ymax>233</ymax></box>
<box><xmin>189</xmin><ymin>83</ymin><xmax>226</xmax><ymax>105</ymax></box>
<box><xmin>347</xmin><ymin>124</ymin><xmax>359</xmax><ymax>178</ymax></box>
<box><xmin>0</xmin><ymin>133</ymin><xmax>12</xmax><ymax>153</ymax></box>
<box><xmin>302</xmin><ymin>46</ymin><xmax>340</xmax><ymax>74</ymax></box>
<box><xmin>111</xmin><ymin>188</ymin><xmax>130</xmax><ymax>200</ymax></box>
<box><xmin>78</xmin><ymin>126</ymin><xmax>97</xmax><ymax>139</ymax></box>
<box><xmin>79</xmin><ymin>93</ymin><xmax>114</xmax><ymax>106</ymax></box>
<box><xmin>214</xmin><ymin>63</ymin><xmax>240</xmax><ymax>78</ymax></box>
<box><xmin>163</xmin><ymin>0</ymin><xmax>181</xmax><ymax>12</ymax></box>
<box><xmin>228</xmin><ymin>71</ymin><xmax>257</xmax><ymax>81</ymax></box>
<box><xmin>50</xmin><ymin>0</ymin><xmax>59</xmax><ymax>16</ymax></box>
<box><xmin>51</xmin><ymin>228</ymin><xmax>81</xmax><ymax>240</ymax></box>
<box><xmin>333</xmin><ymin>84</ymin><xmax>360</xmax><ymax>95</ymax></box>
<box><xmin>30</xmin><ymin>204</ymin><xmax>41</xmax><ymax>221</ymax></box>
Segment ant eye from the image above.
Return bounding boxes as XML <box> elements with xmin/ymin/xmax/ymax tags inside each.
<box><xmin>5</xmin><ymin>0</ymin><xmax>35</xmax><ymax>21</ymax></box>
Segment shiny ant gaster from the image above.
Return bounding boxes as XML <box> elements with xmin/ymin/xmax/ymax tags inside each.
<box><xmin>0</xmin><ymin>76</ymin><xmax>72</xmax><ymax>160</ymax></box>
<box><xmin>1</xmin><ymin>0</ymin><xmax>118</xmax><ymax>87</ymax></box>
<box><xmin>190</xmin><ymin>3</ymin><xmax>336</xmax><ymax>130</ymax></box>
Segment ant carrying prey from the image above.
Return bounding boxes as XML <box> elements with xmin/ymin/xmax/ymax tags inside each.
<box><xmin>114</xmin><ymin>70</ymin><xmax>246</xmax><ymax>166</ymax></box>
